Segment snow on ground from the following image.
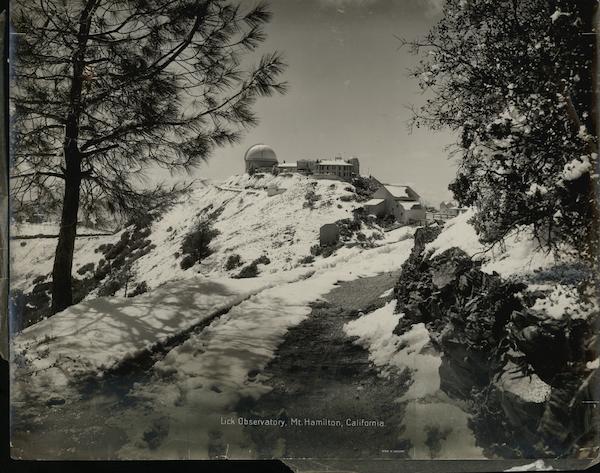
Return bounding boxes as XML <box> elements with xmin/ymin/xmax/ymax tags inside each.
<box><xmin>425</xmin><ymin>209</ymin><xmax>595</xmax><ymax>325</ymax></box>
<box><xmin>132</xmin><ymin>173</ymin><xmax>360</xmax><ymax>289</ymax></box>
<box><xmin>11</xmin><ymin>174</ymin><xmax>362</xmax><ymax>297</ymax></box>
<box><xmin>11</xmin><ymin>270</ymin><xmax>308</xmax><ymax>401</ymax></box>
<box><xmin>425</xmin><ymin>209</ymin><xmax>557</xmax><ymax>279</ymax></box>
<box><xmin>530</xmin><ymin>285</ymin><xmax>588</xmax><ymax>320</ymax></box>
<box><xmin>10</xmin><ymin>233</ymin><xmax>118</xmax><ymax>292</ymax></box>
<box><xmin>344</xmin><ymin>301</ymin><xmax>440</xmax><ymax>397</ymax></box>
<box><xmin>109</xmin><ymin>236</ymin><xmax>416</xmax><ymax>459</ymax></box>
<box><xmin>426</xmin><ymin>210</ymin><xmax>483</xmax><ymax>259</ymax></box>
<box><xmin>343</xmin><ymin>301</ymin><xmax>483</xmax><ymax>459</ymax></box>
<box><xmin>497</xmin><ymin>361</ymin><xmax>551</xmax><ymax>404</ymax></box>
<box><xmin>425</xmin><ymin>210</ymin><xmax>556</xmax><ymax>278</ymax></box>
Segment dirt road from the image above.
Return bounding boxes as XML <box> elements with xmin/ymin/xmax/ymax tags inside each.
<box><xmin>234</xmin><ymin>271</ymin><xmax>412</xmax><ymax>460</ymax></box>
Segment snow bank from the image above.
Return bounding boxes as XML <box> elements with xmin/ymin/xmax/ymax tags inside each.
<box><xmin>425</xmin><ymin>209</ymin><xmax>558</xmax><ymax>279</ymax></box>
<box><xmin>344</xmin><ymin>297</ymin><xmax>483</xmax><ymax>459</ymax></box>
<box><xmin>425</xmin><ymin>209</ymin><xmax>483</xmax><ymax>259</ymax></box>
<box><xmin>530</xmin><ymin>284</ymin><xmax>592</xmax><ymax>321</ymax></box>
<box><xmin>344</xmin><ymin>302</ymin><xmax>441</xmax><ymax>400</ymax></box>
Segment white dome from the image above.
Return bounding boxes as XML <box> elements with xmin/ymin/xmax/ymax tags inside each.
<box><xmin>244</xmin><ymin>144</ymin><xmax>278</xmax><ymax>163</ymax></box>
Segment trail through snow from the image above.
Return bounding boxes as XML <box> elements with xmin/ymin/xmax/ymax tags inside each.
<box><xmin>12</xmin><ymin>230</ymin><xmax>415</xmax><ymax>459</ymax></box>
<box><xmin>111</xmin><ymin>237</ymin><xmax>415</xmax><ymax>459</ymax></box>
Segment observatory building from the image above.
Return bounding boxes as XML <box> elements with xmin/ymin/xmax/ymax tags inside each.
<box><xmin>244</xmin><ymin>144</ymin><xmax>278</xmax><ymax>173</ymax></box>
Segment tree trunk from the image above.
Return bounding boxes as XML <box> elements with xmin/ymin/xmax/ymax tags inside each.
<box><xmin>51</xmin><ymin>165</ymin><xmax>81</xmax><ymax>313</ymax></box>
<box><xmin>49</xmin><ymin>0</ymin><xmax>98</xmax><ymax>313</ymax></box>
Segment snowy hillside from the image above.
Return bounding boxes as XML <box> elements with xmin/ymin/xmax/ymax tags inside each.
<box><xmin>11</xmin><ymin>173</ymin><xmax>377</xmax><ymax>300</ymax></box>
<box><xmin>425</xmin><ymin>209</ymin><xmax>592</xmax><ymax>322</ymax></box>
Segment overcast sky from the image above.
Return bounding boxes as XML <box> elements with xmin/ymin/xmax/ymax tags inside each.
<box><xmin>191</xmin><ymin>0</ymin><xmax>458</xmax><ymax>204</ymax></box>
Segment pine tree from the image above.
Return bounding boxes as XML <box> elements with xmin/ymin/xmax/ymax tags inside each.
<box><xmin>10</xmin><ymin>0</ymin><xmax>287</xmax><ymax>313</ymax></box>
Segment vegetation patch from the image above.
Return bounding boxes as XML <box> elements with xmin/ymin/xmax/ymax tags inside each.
<box><xmin>235</xmin><ymin>262</ymin><xmax>259</xmax><ymax>279</ymax></box>
<box><xmin>224</xmin><ymin>254</ymin><xmax>244</xmax><ymax>271</ymax></box>
<box><xmin>128</xmin><ymin>281</ymin><xmax>149</xmax><ymax>298</ymax></box>
<box><xmin>179</xmin><ymin>220</ymin><xmax>220</xmax><ymax>270</ymax></box>
<box><xmin>349</xmin><ymin>176</ymin><xmax>380</xmax><ymax>202</ymax></box>
<box><xmin>76</xmin><ymin>262</ymin><xmax>95</xmax><ymax>275</ymax></box>
<box><xmin>303</xmin><ymin>190</ymin><xmax>321</xmax><ymax>209</ymax></box>
<box><xmin>233</xmin><ymin>254</ymin><xmax>272</xmax><ymax>278</ymax></box>
<box><xmin>253</xmin><ymin>255</ymin><xmax>271</xmax><ymax>265</ymax></box>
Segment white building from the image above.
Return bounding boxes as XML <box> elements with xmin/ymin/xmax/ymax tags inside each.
<box><xmin>364</xmin><ymin>183</ymin><xmax>426</xmax><ymax>224</ymax></box>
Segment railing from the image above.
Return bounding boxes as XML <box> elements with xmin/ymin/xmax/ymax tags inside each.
<box><xmin>426</xmin><ymin>211</ymin><xmax>460</xmax><ymax>222</ymax></box>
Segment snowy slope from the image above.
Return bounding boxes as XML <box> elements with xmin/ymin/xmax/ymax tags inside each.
<box><xmin>425</xmin><ymin>209</ymin><xmax>592</xmax><ymax>324</ymax></box>
<box><xmin>10</xmin><ymin>174</ymin><xmax>363</xmax><ymax>296</ymax></box>
<box><xmin>424</xmin><ymin>209</ymin><xmax>557</xmax><ymax>279</ymax></box>
<box><xmin>134</xmin><ymin>173</ymin><xmax>361</xmax><ymax>288</ymax></box>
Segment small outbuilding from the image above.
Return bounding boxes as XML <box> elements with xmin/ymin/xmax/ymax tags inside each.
<box><xmin>363</xmin><ymin>198</ymin><xmax>386</xmax><ymax>217</ymax></box>
<box><xmin>319</xmin><ymin>223</ymin><xmax>340</xmax><ymax>246</ymax></box>
<box><xmin>369</xmin><ymin>183</ymin><xmax>426</xmax><ymax>224</ymax></box>
<box><xmin>277</xmin><ymin>162</ymin><xmax>298</xmax><ymax>173</ymax></box>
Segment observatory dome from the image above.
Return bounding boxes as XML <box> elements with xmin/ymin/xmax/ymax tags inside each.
<box><xmin>244</xmin><ymin>144</ymin><xmax>278</xmax><ymax>173</ymax></box>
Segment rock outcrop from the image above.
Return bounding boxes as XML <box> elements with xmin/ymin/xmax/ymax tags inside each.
<box><xmin>392</xmin><ymin>225</ymin><xmax>599</xmax><ymax>458</ymax></box>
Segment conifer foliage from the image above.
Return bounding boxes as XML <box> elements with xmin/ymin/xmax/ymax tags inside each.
<box><xmin>10</xmin><ymin>0</ymin><xmax>287</xmax><ymax>312</ymax></box>
<box><xmin>405</xmin><ymin>0</ymin><xmax>597</xmax><ymax>257</ymax></box>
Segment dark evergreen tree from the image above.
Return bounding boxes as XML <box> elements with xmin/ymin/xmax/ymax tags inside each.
<box><xmin>404</xmin><ymin>0</ymin><xmax>597</xmax><ymax>259</ymax></box>
<box><xmin>10</xmin><ymin>0</ymin><xmax>287</xmax><ymax>312</ymax></box>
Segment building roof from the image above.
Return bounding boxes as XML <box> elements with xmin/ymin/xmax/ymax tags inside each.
<box><xmin>244</xmin><ymin>144</ymin><xmax>278</xmax><ymax>163</ymax></box>
<box><xmin>363</xmin><ymin>198</ymin><xmax>385</xmax><ymax>206</ymax></box>
<box><xmin>396</xmin><ymin>200</ymin><xmax>421</xmax><ymax>209</ymax></box>
<box><xmin>317</xmin><ymin>160</ymin><xmax>354</xmax><ymax>167</ymax></box>
<box><xmin>382</xmin><ymin>184</ymin><xmax>417</xmax><ymax>199</ymax></box>
<box><xmin>277</xmin><ymin>162</ymin><xmax>297</xmax><ymax>168</ymax></box>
